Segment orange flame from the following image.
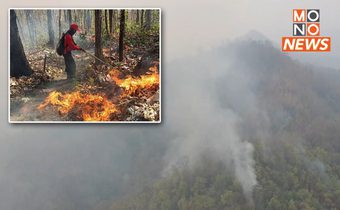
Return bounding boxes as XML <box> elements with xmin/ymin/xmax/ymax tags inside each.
<box><xmin>109</xmin><ymin>65</ymin><xmax>159</xmax><ymax>95</ymax></box>
<box><xmin>38</xmin><ymin>91</ymin><xmax>117</xmax><ymax>121</ymax></box>
<box><xmin>38</xmin><ymin>65</ymin><xmax>159</xmax><ymax>121</ymax></box>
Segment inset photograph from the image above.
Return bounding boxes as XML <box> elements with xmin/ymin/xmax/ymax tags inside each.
<box><xmin>9</xmin><ymin>8</ymin><xmax>161</xmax><ymax>123</ymax></box>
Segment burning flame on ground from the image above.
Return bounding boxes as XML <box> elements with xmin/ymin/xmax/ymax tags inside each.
<box><xmin>38</xmin><ymin>91</ymin><xmax>117</xmax><ymax>121</ymax></box>
<box><xmin>38</xmin><ymin>65</ymin><xmax>159</xmax><ymax>121</ymax></box>
<box><xmin>109</xmin><ymin>65</ymin><xmax>159</xmax><ymax>96</ymax></box>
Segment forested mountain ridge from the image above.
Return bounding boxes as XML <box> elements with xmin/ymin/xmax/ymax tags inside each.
<box><xmin>108</xmin><ymin>39</ymin><xmax>340</xmax><ymax>210</ymax></box>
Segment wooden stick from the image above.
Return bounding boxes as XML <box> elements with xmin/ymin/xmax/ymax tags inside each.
<box><xmin>43</xmin><ymin>54</ymin><xmax>47</xmax><ymax>72</ymax></box>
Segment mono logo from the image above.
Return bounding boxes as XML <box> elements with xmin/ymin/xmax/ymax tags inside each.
<box><xmin>282</xmin><ymin>9</ymin><xmax>331</xmax><ymax>52</ymax></box>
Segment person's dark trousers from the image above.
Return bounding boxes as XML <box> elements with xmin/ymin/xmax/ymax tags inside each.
<box><xmin>63</xmin><ymin>52</ymin><xmax>76</xmax><ymax>79</ymax></box>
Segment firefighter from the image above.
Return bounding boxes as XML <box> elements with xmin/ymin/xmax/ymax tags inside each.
<box><xmin>63</xmin><ymin>23</ymin><xmax>84</xmax><ymax>79</ymax></box>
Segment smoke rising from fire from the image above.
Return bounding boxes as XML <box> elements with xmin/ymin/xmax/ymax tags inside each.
<box><xmin>163</xmin><ymin>51</ymin><xmax>260</xmax><ymax>198</ymax></box>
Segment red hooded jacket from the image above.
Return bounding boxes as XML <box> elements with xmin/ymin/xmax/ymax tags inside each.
<box><xmin>64</xmin><ymin>33</ymin><xmax>81</xmax><ymax>54</ymax></box>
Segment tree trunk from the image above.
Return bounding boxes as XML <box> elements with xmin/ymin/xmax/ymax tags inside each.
<box><xmin>16</xmin><ymin>11</ymin><xmax>26</xmax><ymax>44</ymax></box>
<box><xmin>140</xmin><ymin>10</ymin><xmax>144</xmax><ymax>28</ymax></box>
<box><xmin>58</xmin><ymin>10</ymin><xmax>62</xmax><ymax>39</ymax></box>
<box><xmin>47</xmin><ymin>10</ymin><xmax>55</xmax><ymax>47</ymax></box>
<box><xmin>10</xmin><ymin>10</ymin><xmax>32</xmax><ymax>77</ymax></box>
<box><xmin>67</xmin><ymin>10</ymin><xmax>72</xmax><ymax>25</ymax></box>
<box><xmin>25</xmin><ymin>10</ymin><xmax>36</xmax><ymax>46</ymax></box>
<box><xmin>86</xmin><ymin>10</ymin><xmax>91</xmax><ymax>34</ymax></box>
<box><xmin>63</xmin><ymin>10</ymin><xmax>67</xmax><ymax>23</ymax></box>
<box><xmin>104</xmin><ymin>10</ymin><xmax>109</xmax><ymax>37</ymax></box>
<box><xmin>109</xmin><ymin>10</ymin><xmax>113</xmax><ymax>34</ymax></box>
<box><xmin>74</xmin><ymin>10</ymin><xmax>77</xmax><ymax>24</ymax></box>
<box><xmin>144</xmin><ymin>10</ymin><xmax>152</xmax><ymax>30</ymax></box>
<box><xmin>95</xmin><ymin>10</ymin><xmax>103</xmax><ymax>64</ymax></box>
<box><xmin>82</xmin><ymin>10</ymin><xmax>86</xmax><ymax>33</ymax></box>
<box><xmin>136</xmin><ymin>10</ymin><xmax>139</xmax><ymax>24</ymax></box>
<box><xmin>113</xmin><ymin>10</ymin><xmax>116</xmax><ymax>32</ymax></box>
<box><xmin>118</xmin><ymin>10</ymin><xmax>125</xmax><ymax>62</ymax></box>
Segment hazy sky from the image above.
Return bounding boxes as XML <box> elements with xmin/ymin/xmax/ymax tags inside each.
<box><xmin>1</xmin><ymin>0</ymin><xmax>339</xmax><ymax>209</ymax></box>
<box><xmin>160</xmin><ymin>0</ymin><xmax>340</xmax><ymax>66</ymax></box>
<box><xmin>2</xmin><ymin>0</ymin><xmax>340</xmax><ymax>63</ymax></box>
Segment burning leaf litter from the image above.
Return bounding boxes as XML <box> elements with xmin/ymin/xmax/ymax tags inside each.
<box><xmin>38</xmin><ymin>65</ymin><xmax>160</xmax><ymax>121</ymax></box>
<box><xmin>38</xmin><ymin>91</ymin><xmax>118</xmax><ymax>121</ymax></box>
<box><xmin>109</xmin><ymin>65</ymin><xmax>159</xmax><ymax>96</ymax></box>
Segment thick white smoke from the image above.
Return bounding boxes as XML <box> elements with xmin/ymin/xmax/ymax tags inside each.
<box><xmin>163</xmin><ymin>50</ymin><xmax>259</xmax><ymax>199</ymax></box>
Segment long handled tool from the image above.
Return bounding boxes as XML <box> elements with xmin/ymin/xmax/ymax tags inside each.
<box><xmin>82</xmin><ymin>50</ymin><xmax>116</xmax><ymax>68</ymax></box>
<box><xmin>82</xmin><ymin>50</ymin><xmax>131</xmax><ymax>73</ymax></box>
